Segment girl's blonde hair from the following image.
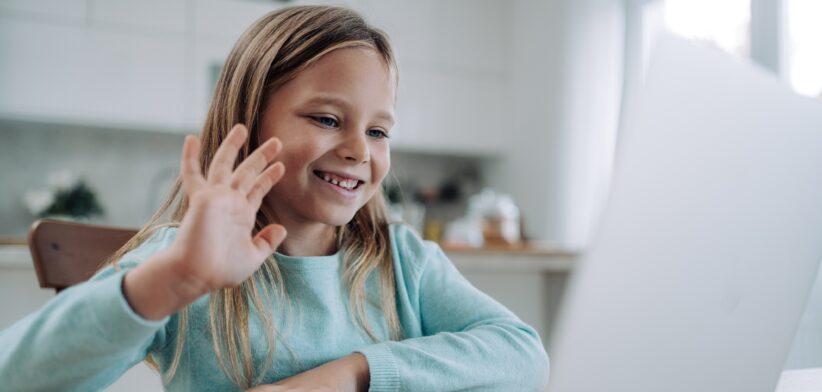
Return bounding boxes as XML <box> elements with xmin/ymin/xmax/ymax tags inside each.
<box><xmin>106</xmin><ymin>5</ymin><xmax>401</xmax><ymax>388</ymax></box>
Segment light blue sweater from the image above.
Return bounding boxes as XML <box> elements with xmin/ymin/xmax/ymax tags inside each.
<box><xmin>0</xmin><ymin>224</ymin><xmax>549</xmax><ymax>391</ymax></box>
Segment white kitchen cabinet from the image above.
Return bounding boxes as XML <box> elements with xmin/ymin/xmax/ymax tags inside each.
<box><xmin>0</xmin><ymin>15</ymin><xmax>188</xmax><ymax>132</ymax></box>
<box><xmin>361</xmin><ymin>0</ymin><xmax>508</xmax><ymax>75</ymax></box>
<box><xmin>192</xmin><ymin>0</ymin><xmax>284</xmax><ymax>40</ymax></box>
<box><xmin>359</xmin><ymin>0</ymin><xmax>510</xmax><ymax>155</ymax></box>
<box><xmin>0</xmin><ymin>0</ymin><xmax>87</xmax><ymax>21</ymax></box>
<box><xmin>186</xmin><ymin>37</ymin><xmax>234</xmax><ymax>127</ymax></box>
<box><xmin>0</xmin><ymin>0</ymin><xmax>511</xmax><ymax>154</ymax></box>
<box><xmin>392</xmin><ymin>66</ymin><xmax>508</xmax><ymax>155</ymax></box>
<box><xmin>91</xmin><ymin>0</ymin><xmax>187</xmax><ymax>33</ymax></box>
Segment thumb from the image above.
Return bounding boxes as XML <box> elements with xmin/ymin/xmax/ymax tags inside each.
<box><xmin>252</xmin><ymin>224</ymin><xmax>287</xmax><ymax>258</ymax></box>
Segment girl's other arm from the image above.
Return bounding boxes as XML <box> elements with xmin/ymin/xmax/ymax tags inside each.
<box><xmin>244</xmin><ymin>353</ymin><xmax>370</xmax><ymax>392</ymax></box>
<box><xmin>356</xmin><ymin>228</ymin><xmax>550</xmax><ymax>392</ymax></box>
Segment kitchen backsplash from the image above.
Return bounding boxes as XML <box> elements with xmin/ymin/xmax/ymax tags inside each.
<box><xmin>0</xmin><ymin>119</ymin><xmax>489</xmax><ymax>237</ymax></box>
<box><xmin>0</xmin><ymin>119</ymin><xmax>183</xmax><ymax>236</ymax></box>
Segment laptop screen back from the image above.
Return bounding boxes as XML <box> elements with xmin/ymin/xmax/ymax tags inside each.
<box><xmin>547</xmin><ymin>34</ymin><xmax>822</xmax><ymax>392</ymax></box>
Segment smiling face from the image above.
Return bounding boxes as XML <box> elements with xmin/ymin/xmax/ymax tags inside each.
<box><xmin>259</xmin><ymin>46</ymin><xmax>395</xmax><ymax>231</ymax></box>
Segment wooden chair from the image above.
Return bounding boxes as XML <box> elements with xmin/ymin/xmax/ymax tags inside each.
<box><xmin>27</xmin><ymin>219</ymin><xmax>138</xmax><ymax>293</ymax></box>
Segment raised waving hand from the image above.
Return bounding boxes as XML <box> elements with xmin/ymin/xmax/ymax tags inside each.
<box><xmin>123</xmin><ymin>124</ymin><xmax>287</xmax><ymax>320</ymax></box>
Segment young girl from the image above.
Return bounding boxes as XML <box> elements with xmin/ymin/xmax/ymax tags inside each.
<box><xmin>0</xmin><ymin>5</ymin><xmax>548</xmax><ymax>391</ymax></box>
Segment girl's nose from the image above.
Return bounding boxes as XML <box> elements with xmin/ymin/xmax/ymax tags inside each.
<box><xmin>336</xmin><ymin>131</ymin><xmax>370</xmax><ymax>164</ymax></box>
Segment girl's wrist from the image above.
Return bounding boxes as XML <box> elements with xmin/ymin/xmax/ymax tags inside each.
<box><xmin>162</xmin><ymin>245</ymin><xmax>215</xmax><ymax>300</ymax></box>
<box><xmin>122</xmin><ymin>249</ymin><xmax>207</xmax><ymax>320</ymax></box>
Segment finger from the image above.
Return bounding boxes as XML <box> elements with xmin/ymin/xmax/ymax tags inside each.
<box><xmin>247</xmin><ymin>162</ymin><xmax>285</xmax><ymax>210</ymax></box>
<box><xmin>252</xmin><ymin>224</ymin><xmax>287</xmax><ymax>258</ymax></box>
<box><xmin>208</xmin><ymin>124</ymin><xmax>248</xmax><ymax>185</ymax></box>
<box><xmin>231</xmin><ymin>137</ymin><xmax>283</xmax><ymax>194</ymax></box>
<box><xmin>180</xmin><ymin>135</ymin><xmax>206</xmax><ymax>195</ymax></box>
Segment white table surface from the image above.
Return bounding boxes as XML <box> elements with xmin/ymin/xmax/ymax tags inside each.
<box><xmin>777</xmin><ymin>368</ymin><xmax>822</xmax><ymax>392</ymax></box>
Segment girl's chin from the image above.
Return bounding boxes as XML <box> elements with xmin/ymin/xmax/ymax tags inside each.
<box><xmin>310</xmin><ymin>210</ymin><xmax>359</xmax><ymax>227</ymax></box>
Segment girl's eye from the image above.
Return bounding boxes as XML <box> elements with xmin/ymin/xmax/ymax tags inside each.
<box><xmin>312</xmin><ymin>116</ymin><xmax>339</xmax><ymax>128</ymax></box>
<box><xmin>367</xmin><ymin>128</ymin><xmax>389</xmax><ymax>139</ymax></box>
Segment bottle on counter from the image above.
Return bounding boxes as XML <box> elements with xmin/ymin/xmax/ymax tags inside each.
<box><xmin>476</xmin><ymin>189</ymin><xmax>521</xmax><ymax>246</ymax></box>
<box><xmin>443</xmin><ymin>188</ymin><xmax>521</xmax><ymax>248</ymax></box>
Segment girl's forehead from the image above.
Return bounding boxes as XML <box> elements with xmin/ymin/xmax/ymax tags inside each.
<box><xmin>272</xmin><ymin>47</ymin><xmax>396</xmax><ymax>114</ymax></box>
<box><xmin>300</xmin><ymin>47</ymin><xmax>394</xmax><ymax>88</ymax></box>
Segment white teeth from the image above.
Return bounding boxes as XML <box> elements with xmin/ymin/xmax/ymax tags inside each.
<box><xmin>319</xmin><ymin>172</ymin><xmax>358</xmax><ymax>190</ymax></box>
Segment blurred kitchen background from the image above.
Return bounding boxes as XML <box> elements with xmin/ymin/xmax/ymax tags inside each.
<box><xmin>2</xmin><ymin>0</ymin><xmax>822</xmax><ymax>246</ymax></box>
<box><xmin>1</xmin><ymin>0</ymin><xmax>821</xmax><ymax>390</ymax></box>
<box><xmin>0</xmin><ymin>0</ymin><xmax>626</xmax><ymax>248</ymax></box>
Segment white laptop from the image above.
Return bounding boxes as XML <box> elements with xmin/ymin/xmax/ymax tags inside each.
<box><xmin>547</xmin><ymin>34</ymin><xmax>822</xmax><ymax>392</ymax></box>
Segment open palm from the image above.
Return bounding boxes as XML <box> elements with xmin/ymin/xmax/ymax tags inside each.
<box><xmin>169</xmin><ymin>124</ymin><xmax>287</xmax><ymax>292</ymax></box>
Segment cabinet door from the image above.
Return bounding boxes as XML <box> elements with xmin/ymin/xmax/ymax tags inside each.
<box><xmin>186</xmin><ymin>38</ymin><xmax>234</xmax><ymax>128</ymax></box>
<box><xmin>358</xmin><ymin>0</ymin><xmax>509</xmax><ymax>155</ymax></box>
<box><xmin>0</xmin><ymin>17</ymin><xmax>187</xmax><ymax>131</ymax></box>
<box><xmin>392</xmin><ymin>67</ymin><xmax>507</xmax><ymax>155</ymax></box>
<box><xmin>193</xmin><ymin>0</ymin><xmax>284</xmax><ymax>40</ymax></box>
<box><xmin>90</xmin><ymin>0</ymin><xmax>186</xmax><ymax>33</ymax></box>
<box><xmin>362</xmin><ymin>0</ymin><xmax>507</xmax><ymax>75</ymax></box>
<box><xmin>0</xmin><ymin>0</ymin><xmax>86</xmax><ymax>21</ymax></box>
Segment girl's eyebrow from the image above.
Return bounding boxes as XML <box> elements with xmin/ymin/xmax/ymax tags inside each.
<box><xmin>305</xmin><ymin>94</ymin><xmax>395</xmax><ymax>126</ymax></box>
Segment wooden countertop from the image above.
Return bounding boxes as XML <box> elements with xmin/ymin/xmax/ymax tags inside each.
<box><xmin>0</xmin><ymin>237</ymin><xmax>27</xmax><ymax>246</ymax></box>
<box><xmin>441</xmin><ymin>243</ymin><xmax>575</xmax><ymax>257</ymax></box>
<box><xmin>0</xmin><ymin>240</ymin><xmax>576</xmax><ymax>273</ymax></box>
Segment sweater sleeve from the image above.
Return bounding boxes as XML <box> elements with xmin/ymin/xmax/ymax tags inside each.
<box><xmin>357</xmin><ymin>227</ymin><xmax>550</xmax><ymax>392</ymax></box>
<box><xmin>0</xmin><ymin>230</ymin><xmax>173</xmax><ymax>392</ymax></box>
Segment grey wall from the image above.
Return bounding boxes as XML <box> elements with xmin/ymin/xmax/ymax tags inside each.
<box><xmin>0</xmin><ymin>120</ymin><xmax>183</xmax><ymax>236</ymax></box>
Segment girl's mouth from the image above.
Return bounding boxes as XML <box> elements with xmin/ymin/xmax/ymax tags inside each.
<box><xmin>313</xmin><ymin>170</ymin><xmax>364</xmax><ymax>191</ymax></box>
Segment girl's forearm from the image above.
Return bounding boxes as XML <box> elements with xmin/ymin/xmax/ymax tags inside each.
<box><xmin>347</xmin><ymin>353</ymin><xmax>371</xmax><ymax>391</ymax></box>
<box><xmin>122</xmin><ymin>249</ymin><xmax>208</xmax><ymax>320</ymax></box>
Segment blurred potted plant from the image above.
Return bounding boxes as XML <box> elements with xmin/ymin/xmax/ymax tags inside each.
<box><xmin>22</xmin><ymin>170</ymin><xmax>104</xmax><ymax>221</ymax></box>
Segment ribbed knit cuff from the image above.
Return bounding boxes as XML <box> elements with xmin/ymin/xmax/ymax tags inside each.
<box><xmin>357</xmin><ymin>344</ymin><xmax>400</xmax><ymax>392</ymax></box>
<box><xmin>86</xmin><ymin>270</ymin><xmax>169</xmax><ymax>346</ymax></box>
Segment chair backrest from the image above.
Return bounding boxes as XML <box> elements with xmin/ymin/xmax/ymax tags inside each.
<box><xmin>27</xmin><ymin>219</ymin><xmax>138</xmax><ymax>293</ymax></box>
